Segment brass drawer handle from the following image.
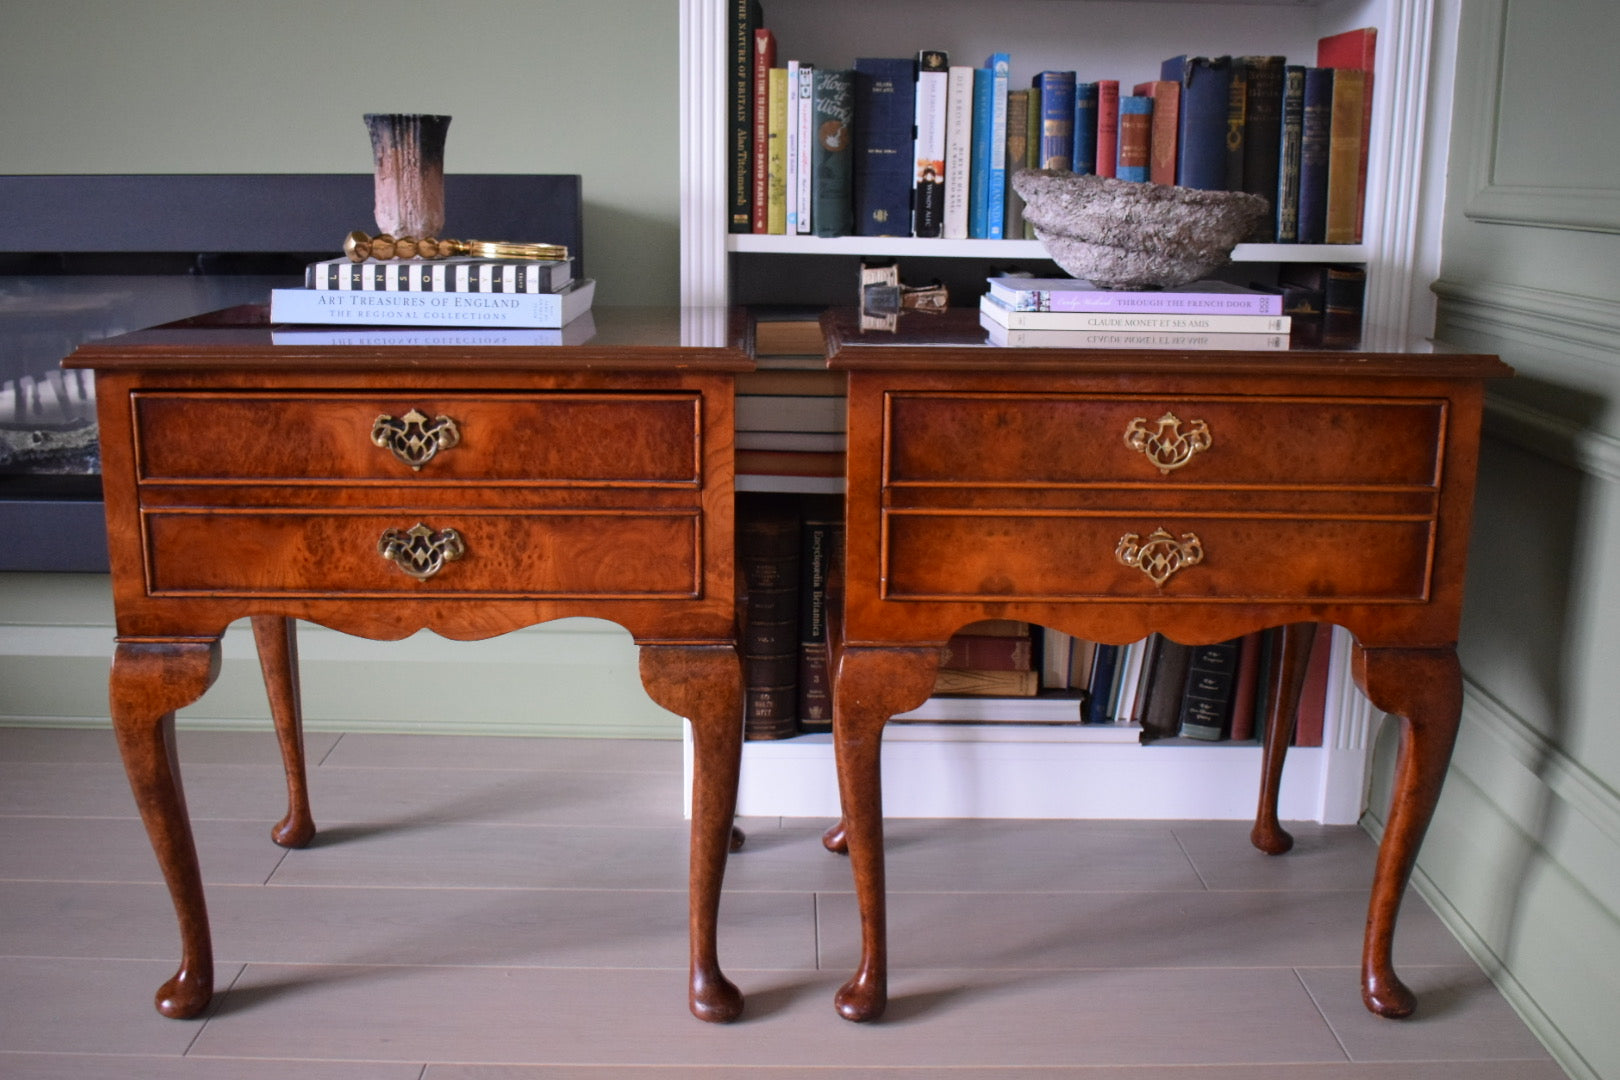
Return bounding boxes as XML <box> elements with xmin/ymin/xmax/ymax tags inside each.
<box><xmin>1116</xmin><ymin>528</ymin><xmax>1204</xmax><ymax>586</ymax></box>
<box><xmin>378</xmin><ymin>523</ymin><xmax>466</xmax><ymax>580</ymax></box>
<box><xmin>1124</xmin><ymin>412</ymin><xmax>1211</xmax><ymax>474</ymax></box>
<box><xmin>372</xmin><ymin>408</ymin><xmax>461</xmax><ymax>470</ymax></box>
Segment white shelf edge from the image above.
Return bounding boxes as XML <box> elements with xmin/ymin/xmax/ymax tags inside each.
<box><xmin>728</xmin><ymin>233</ymin><xmax>1370</xmax><ymax>264</ymax></box>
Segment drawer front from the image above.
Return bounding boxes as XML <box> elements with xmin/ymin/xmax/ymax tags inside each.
<box><xmin>882</xmin><ymin>511</ymin><xmax>1434</xmax><ymax>603</ymax></box>
<box><xmin>884</xmin><ymin>393</ymin><xmax>1446</xmax><ymax>488</ymax></box>
<box><xmin>133</xmin><ymin>392</ymin><xmax>703</xmax><ymax>485</ymax></box>
<box><xmin>143</xmin><ymin>510</ymin><xmax>700</xmax><ymax>597</ymax></box>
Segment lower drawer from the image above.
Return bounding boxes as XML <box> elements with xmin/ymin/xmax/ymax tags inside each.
<box><xmin>143</xmin><ymin>510</ymin><xmax>701</xmax><ymax>598</ymax></box>
<box><xmin>882</xmin><ymin>510</ymin><xmax>1435</xmax><ymax>603</ymax></box>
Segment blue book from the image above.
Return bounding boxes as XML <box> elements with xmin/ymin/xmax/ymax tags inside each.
<box><xmin>1032</xmin><ymin>70</ymin><xmax>1076</xmax><ymax>170</ymax></box>
<box><xmin>852</xmin><ymin>57</ymin><xmax>918</xmax><ymax>236</ymax></box>
<box><xmin>1116</xmin><ymin>94</ymin><xmax>1154</xmax><ymax>181</ymax></box>
<box><xmin>983</xmin><ymin>53</ymin><xmax>1011</xmax><ymax>239</ymax></box>
<box><xmin>1297</xmin><ymin>67</ymin><xmax>1332</xmax><ymax>243</ymax></box>
<box><xmin>968</xmin><ymin>66</ymin><xmax>992</xmax><ymax>238</ymax></box>
<box><xmin>1085</xmin><ymin>643</ymin><xmax>1120</xmax><ymax>724</ymax></box>
<box><xmin>1073</xmin><ymin>82</ymin><xmax>1099</xmax><ymax>174</ymax></box>
<box><xmin>1162</xmin><ymin>54</ymin><xmax>1231</xmax><ymax>190</ymax></box>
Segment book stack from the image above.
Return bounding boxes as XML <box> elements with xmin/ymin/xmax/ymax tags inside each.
<box><xmin>269</xmin><ymin>253</ymin><xmax>593</xmax><ymax>335</ymax></box>
<box><xmin>934</xmin><ymin>620</ymin><xmax>1039</xmax><ymax>697</ymax></box>
<box><xmin>979</xmin><ymin>276</ymin><xmax>1290</xmax><ymax>349</ymax></box>
<box><xmin>730</xmin><ymin>6</ymin><xmax>1375</xmax><ymax>248</ymax></box>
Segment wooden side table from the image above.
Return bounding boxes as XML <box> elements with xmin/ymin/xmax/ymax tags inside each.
<box><xmin>819</xmin><ymin>309</ymin><xmax>1511</xmax><ymax>1023</ymax></box>
<box><xmin>65</xmin><ymin>306</ymin><xmax>752</xmax><ymax>1023</ymax></box>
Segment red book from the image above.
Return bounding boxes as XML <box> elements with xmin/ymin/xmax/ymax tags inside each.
<box><xmin>1316</xmin><ymin>27</ymin><xmax>1376</xmax><ymax>242</ymax></box>
<box><xmin>1094</xmin><ymin>80</ymin><xmax>1119</xmax><ymax>178</ymax></box>
<box><xmin>1227</xmin><ymin>630</ymin><xmax>1263</xmax><ymax>741</ymax></box>
<box><xmin>751</xmin><ymin>28</ymin><xmax>777</xmax><ymax>233</ymax></box>
<box><xmin>1291</xmin><ymin>623</ymin><xmax>1334</xmax><ymax>747</ymax></box>
<box><xmin>1132</xmin><ymin>79</ymin><xmax>1180</xmax><ymax>186</ymax></box>
<box><xmin>940</xmin><ymin>632</ymin><xmax>1034</xmax><ymax>672</ymax></box>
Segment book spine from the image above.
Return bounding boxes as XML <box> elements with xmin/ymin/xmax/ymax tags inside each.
<box><xmin>796</xmin><ymin>62</ymin><xmax>814</xmax><ymax>234</ymax></box>
<box><xmin>1324</xmin><ymin>263</ymin><xmax>1367</xmax><ymax>337</ymax></box>
<box><xmin>912</xmin><ymin>49</ymin><xmax>949</xmax><ymax>238</ymax></box>
<box><xmin>1240</xmin><ymin>56</ymin><xmax>1285</xmax><ymax>241</ymax></box>
<box><xmin>1083</xmin><ymin>643</ymin><xmax>1120</xmax><ymax>723</ymax></box>
<box><xmin>728</xmin><ymin>0</ymin><xmax>762</xmax><ymax>233</ymax></box>
<box><xmin>981</xmin><ymin>297</ymin><xmax>1288</xmax><ymax>333</ymax></box>
<box><xmin>1034</xmin><ymin>70</ymin><xmax>1077</xmax><ymax>170</ymax></box>
<box><xmin>795</xmin><ymin>504</ymin><xmax>840</xmax><ymax>735</ymax></box>
<box><xmin>812</xmin><ymin>68</ymin><xmax>855</xmax><ymax>238</ymax></box>
<box><xmin>1227</xmin><ymin>630</ymin><xmax>1264</xmax><ymax>741</ymax></box>
<box><xmin>1132</xmin><ymin>80</ymin><xmax>1180</xmax><ymax>186</ymax></box>
<box><xmin>940</xmin><ymin>633</ymin><xmax>1034</xmax><ymax>672</ymax></box>
<box><xmin>934</xmin><ymin>668</ymin><xmax>1040</xmax><ymax>697</ymax></box>
<box><xmin>767</xmin><ymin>66</ymin><xmax>789</xmax><ymax>234</ymax></box>
<box><xmin>751</xmin><ymin>27</ymin><xmax>775</xmax><ymax>233</ymax></box>
<box><xmin>1021</xmin><ymin>82</ymin><xmax>1042</xmax><ymax>237</ymax></box>
<box><xmin>1178</xmin><ymin>637</ymin><xmax>1242</xmax><ymax>740</ymax></box>
<box><xmin>983</xmin><ymin>52</ymin><xmax>1010</xmax><ymax>239</ymax></box>
<box><xmin>1003</xmin><ymin>88</ymin><xmax>1030</xmax><ymax>237</ymax></box>
<box><xmin>1169</xmin><ymin>56</ymin><xmax>1230</xmax><ymax>190</ymax></box>
<box><xmin>1073</xmin><ymin>82</ymin><xmax>1099</xmax><ymax>174</ymax></box>
<box><xmin>942</xmin><ymin>65</ymin><xmax>974</xmax><ymax>240</ymax></box>
<box><xmin>739</xmin><ymin>495</ymin><xmax>800</xmax><ymax>741</ymax></box>
<box><xmin>1225</xmin><ymin>56</ymin><xmax>1247</xmax><ymax>193</ymax></box>
<box><xmin>1139</xmin><ymin>636</ymin><xmax>1192</xmax><ymax>741</ymax></box>
<box><xmin>968</xmin><ymin>66</ymin><xmax>992</xmax><ymax>237</ymax></box>
<box><xmin>268</xmin><ymin>280</ymin><xmax>591</xmax><ymax>329</ymax></box>
<box><xmin>1094</xmin><ymin>79</ymin><xmax>1119</xmax><ymax>179</ymax></box>
<box><xmin>1116</xmin><ymin>95</ymin><xmax>1154</xmax><ymax>182</ymax></box>
<box><xmin>1275</xmin><ymin>65</ymin><xmax>1306</xmax><ymax>242</ymax></box>
<box><xmin>853</xmin><ymin>56</ymin><xmax>918</xmax><ymax>237</ymax></box>
<box><xmin>785</xmin><ymin>60</ymin><xmax>800</xmax><ymax>235</ymax></box>
<box><xmin>988</xmin><ymin>282</ymin><xmax>1283</xmax><ymax>315</ymax></box>
<box><xmin>1317</xmin><ymin>27</ymin><xmax>1377</xmax><ymax>242</ymax></box>
<box><xmin>1324</xmin><ymin>67</ymin><xmax>1366</xmax><ymax>243</ymax></box>
<box><xmin>1297</xmin><ymin>67</ymin><xmax>1333</xmax><ymax>244</ymax></box>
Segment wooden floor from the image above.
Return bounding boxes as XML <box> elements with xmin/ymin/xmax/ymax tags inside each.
<box><xmin>0</xmin><ymin>726</ymin><xmax>1566</xmax><ymax>1079</ymax></box>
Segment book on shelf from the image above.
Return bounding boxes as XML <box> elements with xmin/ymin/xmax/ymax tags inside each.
<box><xmin>1177</xmin><ymin>637</ymin><xmax>1243</xmax><ymax>740</ymax></box>
<box><xmin>940</xmin><ymin>630</ymin><xmax>1034</xmax><ymax>672</ymax></box>
<box><xmin>1083</xmin><ymin>642</ymin><xmax>1120</xmax><ymax>723</ymax></box>
<box><xmin>811</xmin><ymin>67</ymin><xmax>855</xmax><ymax>238</ymax></box>
<box><xmin>728</xmin><ymin>0</ymin><xmax>763</xmax><ymax>233</ymax></box>
<box><xmin>1274</xmin><ymin>64</ymin><xmax>1307</xmax><ymax>242</ymax></box>
<box><xmin>735</xmin><ymin>449</ymin><xmax>845</xmax><ymax>479</ymax></box>
<box><xmin>853</xmin><ymin>56</ymin><xmax>917</xmax><ymax>237</ymax></box>
<box><xmin>750</xmin><ymin>26</ymin><xmax>776</xmax><ymax>233</ymax></box>
<box><xmin>941</xmin><ymin>64</ymin><xmax>974</xmax><ymax>240</ymax></box>
<box><xmin>980</xmin><ymin>294</ymin><xmax>1290</xmax><ymax>335</ymax></box>
<box><xmin>268</xmin><ymin>279</ymin><xmax>594</xmax><ymax>329</ymax></box>
<box><xmin>269</xmin><ymin>311</ymin><xmax>598</xmax><ymax>348</ymax></box>
<box><xmin>1317</xmin><ymin>26</ymin><xmax>1376</xmax><ymax>243</ymax></box>
<box><xmin>1115</xmin><ymin>94</ymin><xmax>1154</xmax><ymax>182</ymax></box>
<box><xmin>987</xmin><ymin>277</ymin><xmax>1285</xmax><ymax>315</ymax></box>
<box><xmin>981</xmin><ymin>52</ymin><xmax>1011</xmax><ymax>238</ymax></box>
<box><xmin>1238</xmin><ymin>55</ymin><xmax>1286</xmax><ymax>242</ymax></box>
<box><xmin>1276</xmin><ymin>262</ymin><xmax>1367</xmax><ymax>340</ymax></box>
<box><xmin>1324</xmin><ymin>66</ymin><xmax>1366</xmax><ymax>245</ymax></box>
<box><xmin>767</xmin><ymin>65</ymin><xmax>790</xmax><ymax>234</ymax></box>
<box><xmin>1111</xmin><ymin>636</ymin><xmax>1151</xmax><ymax>727</ymax></box>
<box><xmin>1020</xmin><ymin>80</ymin><xmax>1042</xmax><ymax>238</ymax></box>
<box><xmin>795</xmin><ymin>496</ymin><xmax>841</xmax><ymax>734</ymax></box>
<box><xmin>934</xmin><ymin>667</ymin><xmax>1040</xmax><ymax>697</ymax></box>
<box><xmin>1002</xmin><ymin>87</ymin><xmax>1031</xmax><ymax>237</ymax></box>
<box><xmin>1227</xmin><ymin>629</ymin><xmax>1264</xmax><ymax>742</ymax></box>
<box><xmin>967</xmin><ymin>66</ymin><xmax>993</xmax><ymax>238</ymax></box>
<box><xmin>1225</xmin><ymin>55</ymin><xmax>1246</xmax><ymax>194</ymax></box>
<box><xmin>1139</xmin><ymin>635</ymin><xmax>1192</xmax><ymax>742</ymax></box>
<box><xmin>1093</xmin><ymin>79</ymin><xmax>1119</xmax><ymax>179</ymax></box>
<box><xmin>304</xmin><ymin>256</ymin><xmax>573</xmax><ymax>294</ymax></box>
<box><xmin>784</xmin><ymin>60</ymin><xmax>802</xmax><ymax>234</ymax></box>
<box><xmin>1040</xmin><ymin>627</ymin><xmax>1074</xmax><ymax>689</ymax></box>
<box><xmin>1290</xmin><ymin>622</ymin><xmax>1333</xmax><ymax>747</ymax></box>
<box><xmin>1073</xmin><ymin>81</ymin><xmax>1099</xmax><ymax>174</ymax></box>
<box><xmin>738</xmin><ymin>493</ymin><xmax>800</xmax><ymax>740</ymax></box>
<box><xmin>736</xmin><ymin>392</ymin><xmax>844</xmax><ymax>434</ymax></box>
<box><xmin>1162</xmin><ymin>55</ymin><xmax>1229</xmax><ymax>190</ymax></box>
<box><xmin>1297</xmin><ymin>66</ymin><xmax>1334</xmax><ymax>244</ymax></box>
<box><xmin>1131</xmin><ymin>79</ymin><xmax>1180</xmax><ymax>186</ymax></box>
<box><xmin>912</xmin><ymin>49</ymin><xmax>949</xmax><ymax>238</ymax></box>
<box><xmin>981</xmin><ymin>317</ymin><xmax>1288</xmax><ymax>351</ymax></box>
<box><xmin>749</xmin><ymin>303</ymin><xmax>826</xmax><ymax>358</ymax></box>
<box><xmin>795</xmin><ymin>60</ymin><xmax>814</xmax><ymax>234</ymax></box>
<box><xmin>1033</xmin><ymin>70</ymin><xmax>1077</xmax><ymax>170</ymax></box>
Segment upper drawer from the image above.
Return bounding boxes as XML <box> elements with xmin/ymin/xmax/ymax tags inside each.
<box><xmin>883</xmin><ymin>392</ymin><xmax>1446</xmax><ymax>489</ymax></box>
<box><xmin>133</xmin><ymin>392</ymin><xmax>704</xmax><ymax>486</ymax></box>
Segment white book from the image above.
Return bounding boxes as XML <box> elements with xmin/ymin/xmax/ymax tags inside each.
<box><xmin>942</xmin><ymin>65</ymin><xmax>975</xmax><ymax>240</ymax></box>
<box><xmin>796</xmin><ymin>62</ymin><xmax>815</xmax><ymax>234</ymax></box>
<box><xmin>980</xmin><ymin>295</ymin><xmax>1291</xmax><ymax>335</ymax></box>
<box><xmin>980</xmin><ymin>312</ymin><xmax>1291</xmax><ymax>351</ymax></box>
<box><xmin>270</xmin><ymin>312</ymin><xmax>599</xmax><ymax>347</ymax></box>
<box><xmin>786</xmin><ymin>60</ymin><xmax>801</xmax><ymax>233</ymax></box>
<box><xmin>912</xmin><ymin>50</ymin><xmax>949</xmax><ymax>237</ymax></box>
<box><xmin>270</xmin><ymin>279</ymin><xmax>594</xmax><ymax>329</ymax></box>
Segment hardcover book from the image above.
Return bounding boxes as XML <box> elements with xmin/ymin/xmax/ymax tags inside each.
<box><xmin>1275</xmin><ymin>65</ymin><xmax>1307</xmax><ymax>242</ymax></box>
<box><xmin>1094</xmin><ymin>80</ymin><xmax>1119</xmax><ymax>179</ymax></box>
<box><xmin>751</xmin><ymin>27</ymin><xmax>776</xmax><ymax>233</ymax></box>
<box><xmin>1297</xmin><ymin>67</ymin><xmax>1333</xmax><ymax>244</ymax></box>
<box><xmin>1178</xmin><ymin>637</ymin><xmax>1243</xmax><ymax>740</ymax></box>
<box><xmin>269</xmin><ymin>279</ymin><xmax>594</xmax><ymax>329</ymax></box>
<box><xmin>812</xmin><ymin>68</ymin><xmax>855</xmax><ymax>237</ymax></box>
<box><xmin>912</xmin><ymin>49</ymin><xmax>949</xmax><ymax>237</ymax></box>
<box><xmin>785</xmin><ymin>60</ymin><xmax>802</xmax><ymax>234</ymax></box>
<box><xmin>1238</xmin><ymin>55</ymin><xmax>1286</xmax><ymax>240</ymax></box>
<box><xmin>1073</xmin><ymin>82</ymin><xmax>1099</xmax><ymax>174</ymax></box>
<box><xmin>987</xmin><ymin>277</ymin><xmax>1284</xmax><ymax>315</ymax></box>
<box><xmin>1162</xmin><ymin>55</ymin><xmax>1231</xmax><ymax>190</ymax></box>
<box><xmin>738</xmin><ymin>493</ymin><xmax>801</xmax><ymax>740</ymax></box>
<box><xmin>942</xmin><ymin>65</ymin><xmax>974</xmax><ymax>239</ymax></box>
<box><xmin>1033</xmin><ymin>70</ymin><xmax>1077</xmax><ymax>170</ymax></box>
<box><xmin>1116</xmin><ymin>95</ymin><xmax>1154</xmax><ymax>182</ymax></box>
<box><xmin>982</xmin><ymin>52</ymin><xmax>1012</xmax><ymax>238</ymax></box>
<box><xmin>1003</xmin><ymin>88</ymin><xmax>1031</xmax><ymax>237</ymax></box>
<box><xmin>968</xmin><ymin>66</ymin><xmax>992</xmax><ymax>237</ymax></box>
<box><xmin>796</xmin><ymin>497</ymin><xmax>841</xmax><ymax>734</ymax></box>
<box><xmin>853</xmin><ymin>56</ymin><xmax>918</xmax><ymax>236</ymax></box>
<box><xmin>728</xmin><ymin>0</ymin><xmax>763</xmax><ymax>233</ymax></box>
<box><xmin>981</xmin><ymin>294</ymin><xmax>1290</xmax><ymax>334</ymax></box>
<box><xmin>766</xmin><ymin>65</ymin><xmax>790</xmax><ymax>234</ymax></box>
<box><xmin>1324</xmin><ymin>66</ymin><xmax>1366</xmax><ymax>244</ymax></box>
<box><xmin>1131</xmin><ymin>79</ymin><xmax>1180</xmax><ymax>186</ymax></box>
<box><xmin>795</xmin><ymin>61</ymin><xmax>815</xmax><ymax>233</ymax></box>
<box><xmin>980</xmin><ymin>318</ymin><xmax>1289</xmax><ymax>351</ymax></box>
<box><xmin>1317</xmin><ymin>27</ymin><xmax>1377</xmax><ymax>242</ymax></box>
<box><xmin>304</xmin><ymin>256</ymin><xmax>573</xmax><ymax>294</ymax></box>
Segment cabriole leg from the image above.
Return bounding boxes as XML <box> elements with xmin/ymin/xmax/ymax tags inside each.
<box><xmin>251</xmin><ymin>615</ymin><xmax>316</xmax><ymax>849</ymax></box>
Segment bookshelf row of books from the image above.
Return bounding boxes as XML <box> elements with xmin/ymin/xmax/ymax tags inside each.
<box><xmin>729</xmin><ymin>3</ymin><xmax>1376</xmax><ymax>247</ymax></box>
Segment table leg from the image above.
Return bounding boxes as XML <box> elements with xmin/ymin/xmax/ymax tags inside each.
<box><xmin>639</xmin><ymin>643</ymin><xmax>745</xmax><ymax>1023</ymax></box>
<box><xmin>251</xmin><ymin>616</ymin><xmax>316</xmax><ymax>849</ymax></box>
<box><xmin>830</xmin><ymin>645</ymin><xmax>941</xmax><ymax>1023</ymax></box>
<box><xmin>1251</xmin><ymin>622</ymin><xmax>1317</xmax><ymax>855</ymax></box>
<box><xmin>109</xmin><ymin>638</ymin><xmax>223</xmax><ymax>1019</ymax></box>
<box><xmin>1353</xmin><ymin>645</ymin><xmax>1463</xmax><ymax>1018</ymax></box>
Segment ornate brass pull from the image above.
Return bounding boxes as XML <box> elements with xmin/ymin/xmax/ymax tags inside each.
<box><xmin>372</xmin><ymin>408</ymin><xmax>460</xmax><ymax>471</ymax></box>
<box><xmin>378</xmin><ymin>523</ymin><xmax>466</xmax><ymax>580</ymax></box>
<box><xmin>1116</xmin><ymin>528</ymin><xmax>1204</xmax><ymax>586</ymax></box>
<box><xmin>1124</xmin><ymin>412</ymin><xmax>1211</xmax><ymax>474</ymax></box>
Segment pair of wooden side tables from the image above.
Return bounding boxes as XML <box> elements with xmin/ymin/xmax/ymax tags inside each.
<box><xmin>64</xmin><ymin>304</ymin><xmax>1510</xmax><ymax>1025</ymax></box>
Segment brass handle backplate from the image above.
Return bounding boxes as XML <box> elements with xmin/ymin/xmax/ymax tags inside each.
<box><xmin>378</xmin><ymin>523</ymin><xmax>466</xmax><ymax>580</ymax></box>
<box><xmin>372</xmin><ymin>408</ymin><xmax>460</xmax><ymax>471</ymax></box>
<box><xmin>1116</xmin><ymin>527</ymin><xmax>1204</xmax><ymax>586</ymax></box>
<box><xmin>1124</xmin><ymin>412</ymin><xmax>1211</xmax><ymax>474</ymax></box>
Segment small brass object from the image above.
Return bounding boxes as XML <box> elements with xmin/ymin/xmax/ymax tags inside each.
<box><xmin>371</xmin><ymin>408</ymin><xmax>460</xmax><ymax>471</ymax></box>
<box><xmin>1116</xmin><ymin>527</ymin><xmax>1204</xmax><ymax>587</ymax></box>
<box><xmin>344</xmin><ymin>230</ymin><xmax>568</xmax><ymax>264</ymax></box>
<box><xmin>1124</xmin><ymin>412</ymin><xmax>1212</xmax><ymax>474</ymax></box>
<box><xmin>378</xmin><ymin>523</ymin><xmax>466</xmax><ymax>581</ymax></box>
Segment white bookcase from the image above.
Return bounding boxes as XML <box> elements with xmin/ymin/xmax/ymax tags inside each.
<box><xmin>679</xmin><ymin>0</ymin><xmax>1450</xmax><ymax>822</ymax></box>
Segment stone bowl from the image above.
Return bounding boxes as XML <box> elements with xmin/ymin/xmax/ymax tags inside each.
<box><xmin>1012</xmin><ymin>169</ymin><xmax>1270</xmax><ymax>289</ymax></box>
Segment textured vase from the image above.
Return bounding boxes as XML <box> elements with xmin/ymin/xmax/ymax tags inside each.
<box><xmin>364</xmin><ymin>114</ymin><xmax>451</xmax><ymax>238</ymax></box>
<box><xmin>1012</xmin><ymin>169</ymin><xmax>1269</xmax><ymax>289</ymax></box>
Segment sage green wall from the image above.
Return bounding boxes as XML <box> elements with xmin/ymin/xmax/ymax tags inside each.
<box><xmin>0</xmin><ymin>1</ymin><xmax>686</xmax><ymax>738</ymax></box>
<box><xmin>1364</xmin><ymin>2</ymin><xmax>1620</xmax><ymax>1078</ymax></box>
<box><xmin>0</xmin><ymin>0</ymin><xmax>681</xmax><ymax>307</ymax></box>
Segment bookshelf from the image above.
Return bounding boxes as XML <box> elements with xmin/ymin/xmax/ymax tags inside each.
<box><xmin>680</xmin><ymin>0</ymin><xmax>1442</xmax><ymax>821</ymax></box>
